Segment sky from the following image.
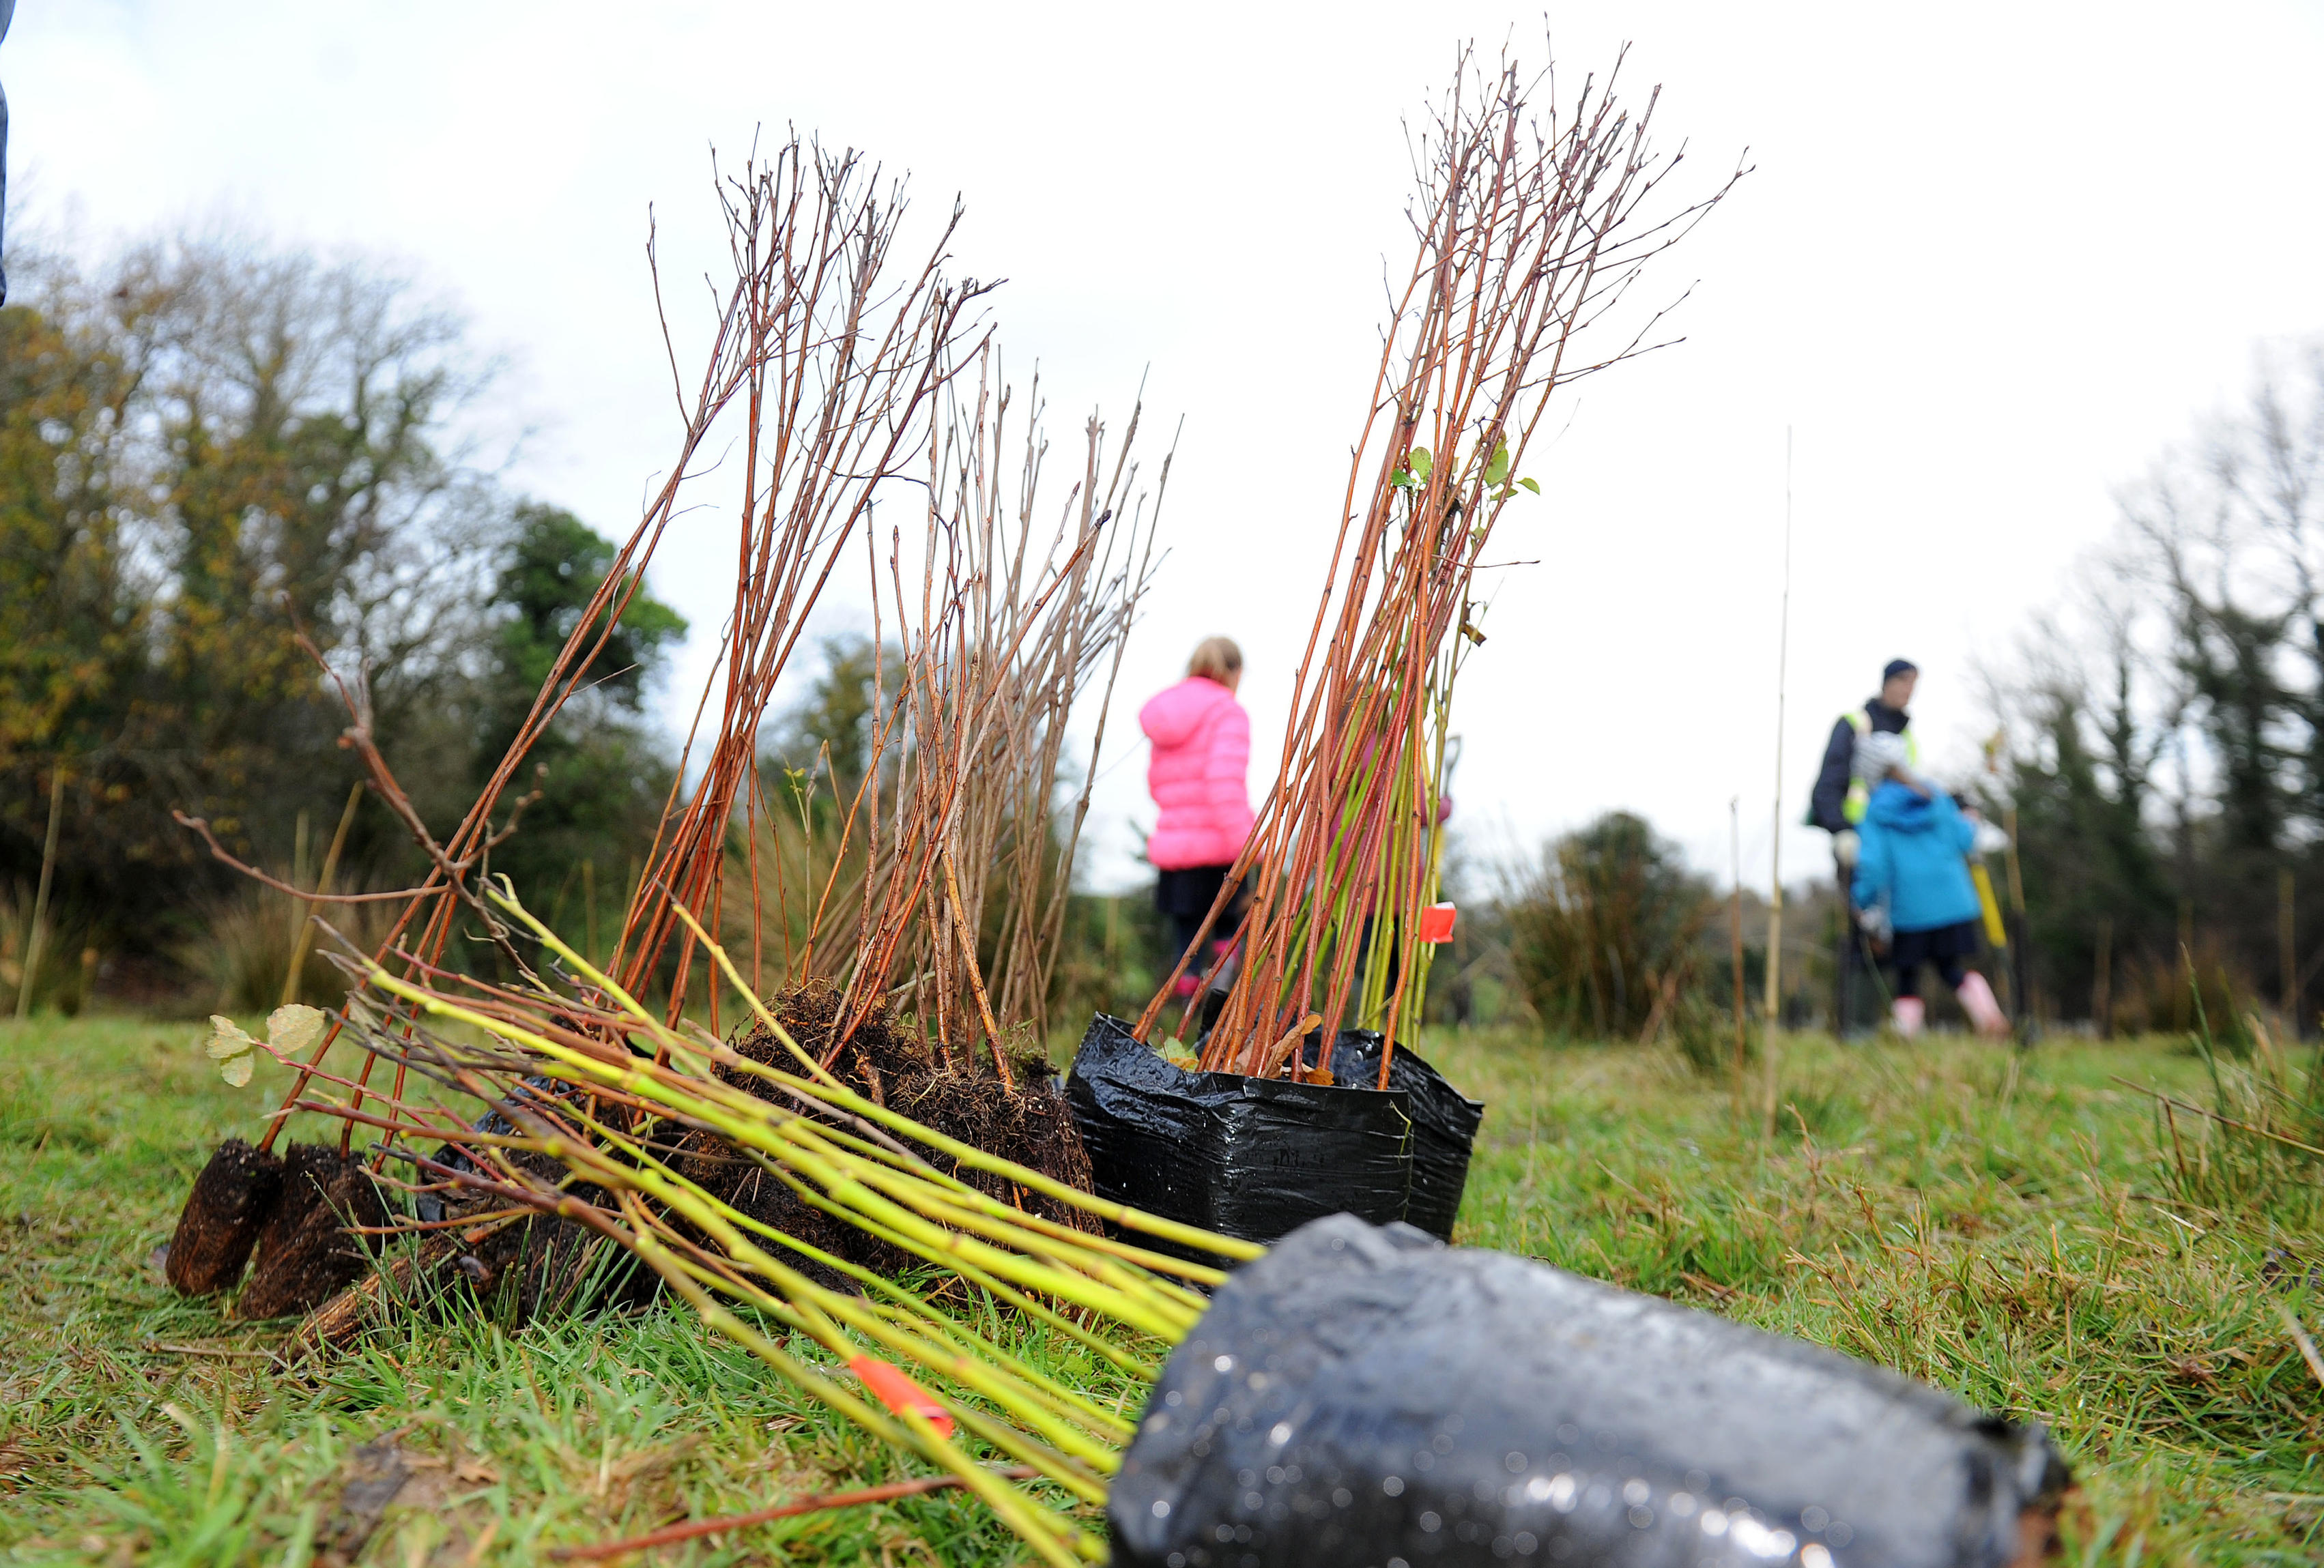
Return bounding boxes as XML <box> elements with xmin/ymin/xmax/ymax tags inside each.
<box><xmin>10</xmin><ymin>0</ymin><xmax>2324</xmax><ymax>895</ymax></box>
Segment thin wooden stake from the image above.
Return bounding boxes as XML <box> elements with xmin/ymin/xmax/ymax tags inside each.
<box><xmin>282</xmin><ymin>783</ymin><xmax>366</xmax><ymax>1008</ymax></box>
<box><xmin>2280</xmin><ymin>867</ymin><xmax>2297</xmax><ymax>1037</ymax></box>
<box><xmin>583</xmin><ymin>858</ymin><xmax>597</xmax><ymax>968</ymax></box>
<box><xmin>1730</xmin><ymin>796</ymin><xmax>1747</xmax><ymax>1114</ymax></box>
<box><xmin>1762</xmin><ymin>429</ymin><xmax>1792</xmax><ymax>1136</ymax></box>
<box><xmin>2093</xmin><ymin>916</ymin><xmax>2113</xmax><ymax>1039</ymax></box>
<box><xmin>15</xmin><ymin>763</ymin><xmax>67</xmax><ymax>1020</ymax></box>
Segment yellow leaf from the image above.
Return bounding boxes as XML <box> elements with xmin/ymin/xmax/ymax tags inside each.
<box><xmin>204</xmin><ymin>1016</ymin><xmax>256</xmax><ymax>1060</ymax></box>
<box><xmin>268</xmin><ymin>1004</ymin><xmax>326</xmax><ymax>1055</ymax></box>
<box><xmin>220</xmin><ymin>1053</ymin><xmax>255</xmax><ymax>1088</ymax></box>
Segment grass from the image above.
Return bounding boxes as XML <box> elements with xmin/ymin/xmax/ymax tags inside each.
<box><xmin>1</xmin><ymin>1014</ymin><xmax>2319</xmax><ymax>1563</ymax></box>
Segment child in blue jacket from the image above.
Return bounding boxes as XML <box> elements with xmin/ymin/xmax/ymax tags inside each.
<box><xmin>1849</xmin><ymin>735</ymin><xmax>2009</xmax><ymax>1038</ymax></box>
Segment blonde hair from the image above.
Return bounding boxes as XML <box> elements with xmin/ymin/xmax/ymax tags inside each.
<box><xmin>1188</xmin><ymin>637</ymin><xmax>1243</xmax><ymax>684</ymax></box>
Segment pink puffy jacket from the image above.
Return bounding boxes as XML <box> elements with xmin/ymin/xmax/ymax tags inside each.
<box><xmin>1141</xmin><ymin>676</ymin><xmax>1255</xmax><ymax>870</ymax></box>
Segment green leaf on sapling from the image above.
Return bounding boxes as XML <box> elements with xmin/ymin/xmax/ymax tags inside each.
<box><xmin>1518</xmin><ymin>477</ymin><xmax>1540</xmax><ymax>495</ymax></box>
<box><xmin>1482</xmin><ymin>441</ymin><xmax>1510</xmax><ymax>487</ymax></box>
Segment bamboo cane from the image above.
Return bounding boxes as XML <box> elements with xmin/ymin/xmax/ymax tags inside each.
<box><xmin>14</xmin><ymin>763</ymin><xmax>66</xmax><ymax>1020</ymax></box>
<box><xmin>1763</xmin><ymin>428</ymin><xmax>1792</xmax><ymax>1137</ymax></box>
<box><xmin>282</xmin><ymin>783</ymin><xmax>365</xmax><ymax>1008</ymax></box>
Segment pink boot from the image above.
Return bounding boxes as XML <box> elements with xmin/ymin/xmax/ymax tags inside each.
<box><xmin>1891</xmin><ymin>997</ymin><xmax>1925</xmax><ymax>1039</ymax></box>
<box><xmin>1957</xmin><ymin>971</ymin><xmax>2010</xmax><ymax>1037</ymax></box>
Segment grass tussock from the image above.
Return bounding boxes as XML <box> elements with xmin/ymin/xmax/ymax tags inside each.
<box><xmin>0</xmin><ymin>1015</ymin><xmax>2318</xmax><ymax>1563</ymax></box>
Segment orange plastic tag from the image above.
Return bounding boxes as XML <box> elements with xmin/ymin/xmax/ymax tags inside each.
<box><xmin>1418</xmin><ymin>902</ymin><xmax>1457</xmax><ymax>944</ymax></box>
<box><xmin>849</xmin><ymin>1356</ymin><xmax>955</xmax><ymax>1438</ymax></box>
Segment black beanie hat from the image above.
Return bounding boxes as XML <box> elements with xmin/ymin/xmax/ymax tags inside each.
<box><xmin>1882</xmin><ymin>658</ymin><xmax>1918</xmax><ymax>683</ymax></box>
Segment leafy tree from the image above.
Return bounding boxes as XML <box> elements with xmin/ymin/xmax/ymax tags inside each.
<box><xmin>0</xmin><ymin>290</ymin><xmax>141</xmax><ymax>772</ymax></box>
<box><xmin>0</xmin><ymin>233</ymin><xmax>689</xmax><ymax>980</ymax></box>
<box><xmin>477</xmin><ymin>504</ymin><xmax>685</xmax><ymax>759</ymax></box>
<box><xmin>468</xmin><ymin>504</ymin><xmax>685</xmax><ymax>905</ymax></box>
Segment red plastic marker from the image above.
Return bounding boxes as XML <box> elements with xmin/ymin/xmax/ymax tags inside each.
<box><xmin>1418</xmin><ymin>902</ymin><xmax>1457</xmax><ymax>944</ymax></box>
<box><xmin>849</xmin><ymin>1356</ymin><xmax>955</xmax><ymax>1438</ymax></box>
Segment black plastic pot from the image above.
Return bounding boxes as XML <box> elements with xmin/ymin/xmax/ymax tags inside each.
<box><xmin>1066</xmin><ymin>1015</ymin><xmax>1412</xmax><ymax>1261</ymax></box>
<box><xmin>1110</xmin><ymin>1215</ymin><xmax>2071</xmax><ymax>1568</ymax></box>
<box><xmin>1313</xmin><ymin>1030</ymin><xmax>1484</xmax><ymax>1242</ymax></box>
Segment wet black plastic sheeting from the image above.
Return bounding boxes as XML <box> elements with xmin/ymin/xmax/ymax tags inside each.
<box><xmin>1066</xmin><ymin>1015</ymin><xmax>1412</xmax><ymax>1261</ymax></box>
<box><xmin>1312</xmin><ymin>1031</ymin><xmax>1483</xmax><ymax>1241</ymax></box>
<box><xmin>1111</xmin><ymin>1215</ymin><xmax>2069</xmax><ymax>1568</ymax></box>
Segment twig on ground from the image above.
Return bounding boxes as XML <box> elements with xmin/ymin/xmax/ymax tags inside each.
<box><xmin>547</xmin><ymin>1466</ymin><xmax>1043</xmax><ymax>1560</ymax></box>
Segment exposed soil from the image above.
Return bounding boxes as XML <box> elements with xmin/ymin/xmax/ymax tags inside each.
<box><xmin>164</xmin><ymin>1136</ymin><xmax>284</xmax><ymax>1296</ymax></box>
<box><xmin>235</xmin><ymin>1143</ymin><xmax>390</xmax><ymax>1319</ymax></box>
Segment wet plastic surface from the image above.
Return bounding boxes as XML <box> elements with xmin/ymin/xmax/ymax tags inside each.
<box><xmin>1067</xmin><ymin>1016</ymin><xmax>1412</xmax><ymax>1260</ymax></box>
<box><xmin>1314</xmin><ymin>1032</ymin><xmax>1483</xmax><ymax>1241</ymax></box>
<box><xmin>1112</xmin><ymin>1215</ymin><xmax>2069</xmax><ymax>1568</ymax></box>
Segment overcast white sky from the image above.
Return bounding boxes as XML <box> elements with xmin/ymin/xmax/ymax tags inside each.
<box><xmin>12</xmin><ymin>1</ymin><xmax>2323</xmax><ymax>895</ymax></box>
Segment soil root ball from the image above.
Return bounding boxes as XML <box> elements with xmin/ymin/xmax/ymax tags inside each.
<box><xmin>692</xmin><ymin>985</ymin><xmax>1098</xmax><ymax>1279</ymax></box>
<box><xmin>164</xmin><ymin>1137</ymin><xmax>284</xmax><ymax>1296</ymax></box>
<box><xmin>235</xmin><ymin>1144</ymin><xmax>390</xmax><ymax>1320</ymax></box>
<box><xmin>413</xmin><ymin>1103</ymin><xmax>661</xmax><ymax>1325</ymax></box>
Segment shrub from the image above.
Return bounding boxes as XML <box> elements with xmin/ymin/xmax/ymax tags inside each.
<box><xmin>1503</xmin><ymin>811</ymin><xmax>1714</xmax><ymax>1039</ymax></box>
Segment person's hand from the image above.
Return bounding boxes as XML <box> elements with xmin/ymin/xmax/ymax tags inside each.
<box><xmin>1857</xmin><ymin>903</ymin><xmax>1892</xmax><ymax>947</ymax></box>
<box><xmin>1833</xmin><ymin>828</ymin><xmax>1860</xmax><ymax>868</ymax></box>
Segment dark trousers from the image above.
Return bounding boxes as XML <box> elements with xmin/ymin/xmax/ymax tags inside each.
<box><xmin>1835</xmin><ymin>850</ymin><xmax>1880</xmax><ymax>1036</ymax></box>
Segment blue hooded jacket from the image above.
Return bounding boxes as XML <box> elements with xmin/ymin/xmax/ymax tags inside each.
<box><xmin>1851</xmin><ymin>781</ymin><xmax>1981</xmax><ymax>934</ymax></box>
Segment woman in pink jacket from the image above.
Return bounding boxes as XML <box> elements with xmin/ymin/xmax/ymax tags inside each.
<box><xmin>1141</xmin><ymin>637</ymin><xmax>1256</xmax><ymax>996</ymax></box>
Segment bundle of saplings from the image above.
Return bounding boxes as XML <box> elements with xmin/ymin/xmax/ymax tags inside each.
<box><xmin>1074</xmin><ymin>43</ymin><xmax>1740</xmax><ymax>1248</ymax></box>
<box><xmin>159</xmin><ymin>133</ymin><xmax>1165</xmax><ymax>1324</ymax></box>
<box><xmin>273</xmin><ymin>897</ymin><xmax>2064</xmax><ymax>1568</ymax></box>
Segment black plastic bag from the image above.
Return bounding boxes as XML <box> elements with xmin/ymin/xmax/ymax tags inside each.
<box><xmin>1312</xmin><ymin>1032</ymin><xmax>1483</xmax><ymax>1241</ymax></box>
<box><xmin>1111</xmin><ymin>1215</ymin><xmax>2069</xmax><ymax>1568</ymax></box>
<box><xmin>1067</xmin><ymin>1015</ymin><xmax>1411</xmax><ymax>1261</ymax></box>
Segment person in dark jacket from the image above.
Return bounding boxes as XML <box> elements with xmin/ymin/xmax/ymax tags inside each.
<box><xmin>1848</xmin><ymin>734</ymin><xmax>2009</xmax><ymax>1039</ymax></box>
<box><xmin>1808</xmin><ymin>658</ymin><xmax>1917</xmax><ymax>1034</ymax></box>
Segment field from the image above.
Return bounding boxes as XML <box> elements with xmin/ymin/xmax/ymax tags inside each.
<box><xmin>1</xmin><ymin>1015</ymin><xmax>2319</xmax><ymax>1565</ymax></box>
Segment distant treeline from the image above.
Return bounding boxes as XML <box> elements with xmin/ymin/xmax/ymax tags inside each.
<box><xmin>0</xmin><ymin>231</ymin><xmax>683</xmax><ymax>1007</ymax></box>
<box><xmin>8</xmin><ymin>230</ymin><xmax>2316</xmax><ymax>1043</ymax></box>
<box><xmin>1985</xmin><ymin>341</ymin><xmax>2324</xmax><ymax>1041</ymax></box>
